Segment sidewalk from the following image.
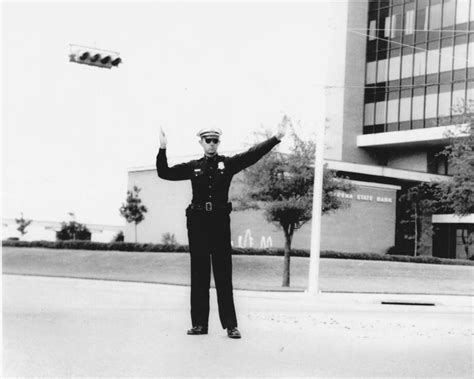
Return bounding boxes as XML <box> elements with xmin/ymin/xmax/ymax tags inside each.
<box><xmin>3</xmin><ymin>274</ymin><xmax>473</xmax><ymax>378</ymax></box>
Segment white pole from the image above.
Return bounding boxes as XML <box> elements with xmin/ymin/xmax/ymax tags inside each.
<box><xmin>307</xmin><ymin>87</ymin><xmax>327</xmax><ymax>295</ymax></box>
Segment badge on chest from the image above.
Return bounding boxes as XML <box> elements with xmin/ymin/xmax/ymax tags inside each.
<box><xmin>218</xmin><ymin>161</ymin><xmax>225</xmax><ymax>174</ymax></box>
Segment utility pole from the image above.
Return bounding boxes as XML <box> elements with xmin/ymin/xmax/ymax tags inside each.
<box><xmin>307</xmin><ymin>86</ymin><xmax>328</xmax><ymax>295</ymax></box>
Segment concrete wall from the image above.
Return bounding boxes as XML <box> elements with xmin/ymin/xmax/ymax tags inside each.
<box><xmin>386</xmin><ymin>150</ymin><xmax>428</xmax><ymax>172</ymax></box>
<box><xmin>340</xmin><ymin>0</ymin><xmax>379</xmax><ymax>166</ymax></box>
<box><xmin>323</xmin><ymin>0</ymin><xmax>349</xmax><ymax>162</ymax></box>
<box><xmin>124</xmin><ymin>170</ymin><xmax>191</xmax><ymax>244</ymax></box>
<box><xmin>127</xmin><ymin>169</ymin><xmax>399</xmax><ymax>253</ymax></box>
<box><xmin>324</xmin><ymin>0</ymin><xmax>378</xmax><ymax>166</ymax></box>
<box><xmin>2</xmin><ymin>224</ymin><xmax>57</xmax><ymax>241</ymax></box>
<box><xmin>2</xmin><ymin>223</ymin><xmax>119</xmax><ymax>242</ymax></box>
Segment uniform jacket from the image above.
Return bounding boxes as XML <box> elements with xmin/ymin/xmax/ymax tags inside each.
<box><xmin>156</xmin><ymin>136</ymin><xmax>280</xmax><ymax>205</ymax></box>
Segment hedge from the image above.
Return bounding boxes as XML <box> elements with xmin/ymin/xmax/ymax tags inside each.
<box><xmin>2</xmin><ymin>239</ymin><xmax>188</xmax><ymax>252</ymax></box>
<box><xmin>3</xmin><ymin>239</ymin><xmax>473</xmax><ymax>266</ymax></box>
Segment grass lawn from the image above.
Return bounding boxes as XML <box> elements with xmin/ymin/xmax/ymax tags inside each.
<box><xmin>3</xmin><ymin>247</ymin><xmax>474</xmax><ymax>295</ymax></box>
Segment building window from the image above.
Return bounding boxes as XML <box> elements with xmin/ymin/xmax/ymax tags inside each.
<box><xmin>415</xmin><ymin>2</ymin><xmax>429</xmax><ymax>42</ymax></box>
<box><xmin>452</xmin><ymin>82</ymin><xmax>465</xmax><ymax>114</ymax></box>
<box><xmin>364</xmin><ymin>103</ymin><xmax>375</xmax><ymax>126</ymax></box>
<box><xmin>366</xmin><ymin>61</ymin><xmax>376</xmax><ymax>84</ymax></box>
<box><xmin>399</xmin><ymin>96</ymin><xmax>412</xmax><ymax>122</ymax></box>
<box><xmin>377</xmin><ymin>59</ymin><xmax>388</xmax><ymax>82</ymax></box>
<box><xmin>375</xmin><ymin>101</ymin><xmax>387</xmax><ymax>124</ymax></box>
<box><xmin>405</xmin><ymin>9</ymin><xmax>415</xmax><ymax>35</ymax></box>
<box><xmin>454</xmin><ymin>37</ymin><xmax>468</xmax><ymax>70</ymax></box>
<box><xmin>369</xmin><ymin>19</ymin><xmax>377</xmax><ymax>40</ymax></box>
<box><xmin>438</xmin><ymin>85</ymin><xmax>452</xmax><ymax>117</ymax></box>
<box><xmin>384</xmin><ymin>15</ymin><xmax>391</xmax><ymax>38</ymax></box>
<box><xmin>442</xmin><ymin>0</ymin><xmax>456</xmax><ymax>28</ymax></box>
<box><xmin>456</xmin><ymin>0</ymin><xmax>470</xmax><ymax>25</ymax></box>
<box><xmin>412</xmin><ymin>94</ymin><xmax>425</xmax><ymax>120</ymax></box>
<box><xmin>467</xmin><ymin>80</ymin><xmax>474</xmax><ymax>103</ymax></box>
<box><xmin>389</xmin><ymin>54</ymin><xmax>401</xmax><ymax>81</ymax></box>
<box><xmin>429</xmin><ymin>2</ymin><xmax>443</xmax><ymax>31</ymax></box>
<box><xmin>440</xmin><ymin>44</ymin><xmax>454</xmax><ymax>72</ymax></box>
<box><xmin>427</xmin><ymin>42</ymin><xmax>440</xmax><ymax>74</ymax></box>
<box><xmin>425</xmin><ymin>85</ymin><xmax>439</xmax><ymax>119</ymax></box>
<box><xmin>387</xmin><ymin>98</ymin><xmax>399</xmax><ymax>123</ymax></box>
<box><xmin>468</xmin><ymin>42</ymin><xmax>474</xmax><ymax>68</ymax></box>
<box><xmin>414</xmin><ymin>49</ymin><xmax>427</xmax><ymax>76</ymax></box>
<box><xmin>363</xmin><ymin>0</ymin><xmax>473</xmax><ymax>135</ymax></box>
<box><xmin>401</xmin><ymin>49</ymin><xmax>414</xmax><ymax>78</ymax></box>
<box><xmin>392</xmin><ymin>5</ymin><xmax>404</xmax><ymax>38</ymax></box>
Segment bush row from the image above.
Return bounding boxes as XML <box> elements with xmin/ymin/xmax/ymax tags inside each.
<box><xmin>2</xmin><ymin>239</ymin><xmax>188</xmax><ymax>253</ymax></box>
<box><xmin>2</xmin><ymin>239</ymin><xmax>473</xmax><ymax>266</ymax></box>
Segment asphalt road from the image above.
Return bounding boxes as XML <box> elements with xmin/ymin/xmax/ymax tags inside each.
<box><xmin>3</xmin><ymin>275</ymin><xmax>473</xmax><ymax>378</ymax></box>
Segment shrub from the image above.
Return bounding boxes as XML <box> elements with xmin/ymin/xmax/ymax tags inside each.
<box><xmin>56</xmin><ymin>221</ymin><xmax>91</xmax><ymax>241</ymax></box>
<box><xmin>161</xmin><ymin>232</ymin><xmax>178</xmax><ymax>246</ymax></box>
<box><xmin>112</xmin><ymin>231</ymin><xmax>124</xmax><ymax>242</ymax></box>
<box><xmin>2</xmin><ymin>239</ymin><xmax>473</xmax><ymax>266</ymax></box>
<box><xmin>386</xmin><ymin>246</ymin><xmax>413</xmax><ymax>256</ymax></box>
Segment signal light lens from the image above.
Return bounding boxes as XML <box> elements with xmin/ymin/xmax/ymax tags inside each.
<box><xmin>90</xmin><ymin>54</ymin><xmax>100</xmax><ymax>62</ymax></box>
<box><xmin>100</xmin><ymin>56</ymin><xmax>111</xmax><ymax>64</ymax></box>
<box><xmin>79</xmin><ymin>52</ymin><xmax>90</xmax><ymax>60</ymax></box>
<box><xmin>111</xmin><ymin>57</ymin><xmax>122</xmax><ymax>66</ymax></box>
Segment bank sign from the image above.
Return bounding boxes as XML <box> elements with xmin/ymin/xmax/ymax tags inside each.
<box><xmin>334</xmin><ymin>191</ymin><xmax>393</xmax><ymax>203</ymax></box>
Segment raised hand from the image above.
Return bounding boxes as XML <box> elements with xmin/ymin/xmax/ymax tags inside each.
<box><xmin>275</xmin><ymin>115</ymin><xmax>290</xmax><ymax>140</ymax></box>
<box><xmin>159</xmin><ymin>127</ymin><xmax>167</xmax><ymax>149</ymax></box>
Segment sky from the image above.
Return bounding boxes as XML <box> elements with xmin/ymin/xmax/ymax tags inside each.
<box><xmin>2</xmin><ymin>1</ymin><xmax>346</xmax><ymax>226</ymax></box>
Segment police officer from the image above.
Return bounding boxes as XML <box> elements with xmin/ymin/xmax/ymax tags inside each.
<box><xmin>156</xmin><ymin>117</ymin><xmax>288</xmax><ymax>339</ymax></box>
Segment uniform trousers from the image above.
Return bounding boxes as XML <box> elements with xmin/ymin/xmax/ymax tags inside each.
<box><xmin>186</xmin><ymin>207</ymin><xmax>237</xmax><ymax>329</ymax></box>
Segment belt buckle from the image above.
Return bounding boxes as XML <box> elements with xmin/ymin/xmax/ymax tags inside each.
<box><xmin>205</xmin><ymin>202</ymin><xmax>212</xmax><ymax>211</ymax></box>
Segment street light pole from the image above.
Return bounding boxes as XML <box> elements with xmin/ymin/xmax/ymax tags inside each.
<box><xmin>307</xmin><ymin>87</ymin><xmax>327</xmax><ymax>295</ymax></box>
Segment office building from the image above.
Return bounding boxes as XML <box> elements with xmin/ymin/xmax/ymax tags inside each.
<box><xmin>127</xmin><ymin>0</ymin><xmax>473</xmax><ymax>258</ymax></box>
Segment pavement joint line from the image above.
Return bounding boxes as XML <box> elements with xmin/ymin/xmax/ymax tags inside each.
<box><xmin>380</xmin><ymin>301</ymin><xmax>436</xmax><ymax>306</ymax></box>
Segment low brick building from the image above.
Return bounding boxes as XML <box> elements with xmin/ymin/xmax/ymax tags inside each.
<box><xmin>125</xmin><ymin>166</ymin><xmax>400</xmax><ymax>254</ymax></box>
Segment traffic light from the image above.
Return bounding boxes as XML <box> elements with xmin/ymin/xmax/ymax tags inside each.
<box><xmin>69</xmin><ymin>44</ymin><xmax>122</xmax><ymax>69</ymax></box>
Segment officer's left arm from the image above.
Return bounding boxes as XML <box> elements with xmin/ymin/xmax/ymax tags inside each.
<box><xmin>227</xmin><ymin>116</ymin><xmax>288</xmax><ymax>173</ymax></box>
<box><xmin>227</xmin><ymin>136</ymin><xmax>281</xmax><ymax>174</ymax></box>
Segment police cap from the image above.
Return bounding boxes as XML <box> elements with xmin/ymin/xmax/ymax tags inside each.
<box><xmin>196</xmin><ymin>127</ymin><xmax>222</xmax><ymax>139</ymax></box>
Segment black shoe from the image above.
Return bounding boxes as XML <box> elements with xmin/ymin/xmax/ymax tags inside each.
<box><xmin>187</xmin><ymin>326</ymin><xmax>208</xmax><ymax>335</ymax></box>
<box><xmin>227</xmin><ymin>327</ymin><xmax>241</xmax><ymax>339</ymax></box>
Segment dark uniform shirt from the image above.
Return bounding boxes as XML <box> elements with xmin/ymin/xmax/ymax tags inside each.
<box><xmin>156</xmin><ymin>136</ymin><xmax>280</xmax><ymax>205</ymax></box>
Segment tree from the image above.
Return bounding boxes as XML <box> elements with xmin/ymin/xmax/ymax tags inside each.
<box><xmin>56</xmin><ymin>214</ymin><xmax>91</xmax><ymax>241</ymax></box>
<box><xmin>437</xmin><ymin>102</ymin><xmax>474</xmax><ymax>258</ymax></box>
<box><xmin>162</xmin><ymin>232</ymin><xmax>178</xmax><ymax>246</ymax></box>
<box><xmin>439</xmin><ymin>104</ymin><xmax>474</xmax><ymax>216</ymax></box>
<box><xmin>112</xmin><ymin>231</ymin><xmax>124</xmax><ymax>242</ymax></box>
<box><xmin>119</xmin><ymin>186</ymin><xmax>148</xmax><ymax>243</ymax></box>
<box><xmin>15</xmin><ymin>212</ymin><xmax>32</xmax><ymax>238</ymax></box>
<box><xmin>402</xmin><ymin>101</ymin><xmax>474</xmax><ymax>258</ymax></box>
<box><xmin>399</xmin><ymin>183</ymin><xmax>442</xmax><ymax>256</ymax></box>
<box><xmin>241</xmin><ymin>129</ymin><xmax>353</xmax><ymax>287</ymax></box>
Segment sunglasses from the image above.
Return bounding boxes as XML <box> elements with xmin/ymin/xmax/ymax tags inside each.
<box><xmin>204</xmin><ymin>138</ymin><xmax>220</xmax><ymax>144</ymax></box>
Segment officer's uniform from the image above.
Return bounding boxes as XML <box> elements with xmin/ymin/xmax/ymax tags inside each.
<box><xmin>156</xmin><ymin>129</ymin><xmax>280</xmax><ymax>330</ymax></box>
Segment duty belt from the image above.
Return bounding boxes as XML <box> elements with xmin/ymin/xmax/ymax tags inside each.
<box><xmin>189</xmin><ymin>202</ymin><xmax>232</xmax><ymax>212</ymax></box>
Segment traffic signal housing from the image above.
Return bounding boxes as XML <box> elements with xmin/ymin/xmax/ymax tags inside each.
<box><xmin>69</xmin><ymin>44</ymin><xmax>122</xmax><ymax>69</ymax></box>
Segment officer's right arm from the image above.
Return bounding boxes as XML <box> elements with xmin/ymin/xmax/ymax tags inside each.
<box><xmin>156</xmin><ymin>149</ymin><xmax>191</xmax><ymax>181</ymax></box>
